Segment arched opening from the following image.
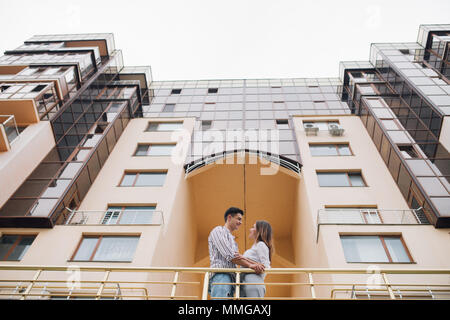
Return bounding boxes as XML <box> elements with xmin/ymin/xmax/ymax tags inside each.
<box><xmin>185</xmin><ymin>150</ymin><xmax>301</xmax><ymax>298</ymax></box>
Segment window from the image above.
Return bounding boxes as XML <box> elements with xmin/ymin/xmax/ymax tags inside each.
<box><xmin>119</xmin><ymin>172</ymin><xmax>167</xmax><ymax>187</ymax></box>
<box><xmin>0</xmin><ymin>235</ymin><xmax>35</xmax><ymax>261</ymax></box>
<box><xmin>340</xmin><ymin>235</ymin><xmax>412</xmax><ymax>263</ymax></box>
<box><xmin>134</xmin><ymin>144</ymin><xmax>175</xmax><ymax>156</ymax></box>
<box><xmin>325</xmin><ymin>207</ymin><xmax>382</xmax><ymax>224</ymax></box>
<box><xmin>317</xmin><ymin>172</ymin><xmax>366</xmax><ymax>187</ymax></box>
<box><xmin>303</xmin><ymin>121</ymin><xmax>339</xmax><ymax>131</ymax></box>
<box><xmin>162</xmin><ymin>104</ymin><xmax>175</xmax><ymax>112</ymax></box>
<box><xmin>351</xmin><ymin>72</ymin><xmax>363</xmax><ymax>78</ymax></box>
<box><xmin>103</xmin><ymin>206</ymin><xmax>156</xmax><ymax>225</ymax></box>
<box><xmin>171</xmin><ymin>89</ymin><xmax>182</xmax><ymax>95</ymax></box>
<box><xmin>310</xmin><ymin>144</ymin><xmax>352</xmax><ymax>156</ymax></box>
<box><xmin>146</xmin><ymin>122</ymin><xmax>183</xmax><ymax>132</ymax></box>
<box><xmin>208</xmin><ymin>88</ymin><xmax>218</xmax><ymax>94</ymax></box>
<box><xmin>276</xmin><ymin>119</ymin><xmax>289</xmax><ymax>129</ymax></box>
<box><xmin>31</xmin><ymin>84</ymin><xmax>47</xmax><ymax>92</ymax></box>
<box><xmin>398</xmin><ymin>145</ymin><xmax>419</xmax><ymax>158</ymax></box>
<box><xmin>202</xmin><ymin>120</ymin><xmax>212</xmax><ymax>130</ymax></box>
<box><xmin>72</xmin><ymin>236</ymin><xmax>139</xmax><ymax>262</ymax></box>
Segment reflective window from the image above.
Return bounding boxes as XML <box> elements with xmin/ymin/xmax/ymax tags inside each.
<box><xmin>134</xmin><ymin>144</ymin><xmax>175</xmax><ymax>156</ymax></box>
<box><xmin>0</xmin><ymin>235</ymin><xmax>36</xmax><ymax>261</ymax></box>
<box><xmin>162</xmin><ymin>104</ymin><xmax>175</xmax><ymax>112</ymax></box>
<box><xmin>103</xmin><ymin>206</ymin><xmax>156</xmax><ymax>225</ymax></box>
<box><xmin>317</xmin><ymin>172</ymin><xmax>366</xmax><ymax>187</ymax></box>
<box><xmin>341</xmin><ymin>236</ymin><xmax>411</xmax><ymax>263</ymax></box>
<box><xmin>146</xmin><ymin>122</ymin><xmax>183</xmax><ymax>131</ymax></box>
<box><xmin>310</xmin><ymin>144</ymin><xmax>352</xmax><ymax>156</ymax></box>
<box><xmin>72</xmin><ymin>236</ymin><xmax>139</xmax><ymax>262</ymax></box>
<box><xmin>120</xmin><ymin>172</ymin><xmax>167</xmax><ymax>187</ymax></box>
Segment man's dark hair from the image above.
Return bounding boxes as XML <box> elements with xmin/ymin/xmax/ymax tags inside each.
<box><xmin>224</xmin><ymin>207</ymin><xmax>244</xmax><ymax>222</ymax></box>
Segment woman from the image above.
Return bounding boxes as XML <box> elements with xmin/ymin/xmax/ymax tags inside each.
<box><xmin>236</xmin><ymin>220</ymin><xmax>274</xmax><ymax>298</ymax></box>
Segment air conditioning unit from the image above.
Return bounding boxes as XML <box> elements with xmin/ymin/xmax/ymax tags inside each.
<box><xmin>304</xmin><ymin>123</ymin><xmax>319</xmax><ymax>136</ymax></box>
<box><xmin>328</xmin><ymin>123</ymin><xmax>344</xmax><ymax>136</ymax></box>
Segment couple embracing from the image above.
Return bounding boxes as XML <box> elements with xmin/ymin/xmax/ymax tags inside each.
<box><xmin>208</xmin><ymin>207</ymin><xmax>274</xmax><ymax>299</ymax></box>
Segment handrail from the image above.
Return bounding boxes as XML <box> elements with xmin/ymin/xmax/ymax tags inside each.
<box><xmin>316</xmin><ymin>208</ymin><xmax>430</xmax><ymax>242</ymax></box>
<box><xmin>184</xmin><ymin>149</ymin><xmax>301</xmax><ymax>176</ymax></box>
<box><xmin>0</xmin><ymin>114</ymin><xmax>20</xmax><ymax>146</ymax></box>
<box><xmin>0</xmin><ymin>265</ymin><xmax>448</xmax><ymax>300</ymax></box>
<box><xmin>63</xmin><ymin>209</ymin><xmax>163</xmax><ymax>226</ymax></box>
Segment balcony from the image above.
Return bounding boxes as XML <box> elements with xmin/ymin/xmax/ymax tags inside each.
<box><xmin>0</xmin><ymin>82</ymin><xmax>61</xmax><ymax>123</ymax></box>
<box><xmin>64</xmin><ymin>209</ymin><xmax>164</xmax><ymax>226</ymax></box>
<box><xmin>316</xmin><ymin>208</ymin><xmax>430</xmax><ymax>241</ymax></box>
<box><xmin>0</xmin><ymin>265</ymin><xmax>448</xmax><ymax>300</ymax></box>
<box><xmin>0</xmin><ymin>115</ymin><xmax>19</xmax><ymax>151</ymax></box>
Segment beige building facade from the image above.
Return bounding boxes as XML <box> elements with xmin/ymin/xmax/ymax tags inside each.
<box><xmin>0</xmin><ymin>26</ymin><xmax>449</xmax><ymax>300</ymax></box>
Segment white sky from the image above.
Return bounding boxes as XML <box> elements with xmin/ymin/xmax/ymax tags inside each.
<box><xmin>0</xmin><ymin>0</ymin><xmax>449</xmax><ymax>81</ymax></box>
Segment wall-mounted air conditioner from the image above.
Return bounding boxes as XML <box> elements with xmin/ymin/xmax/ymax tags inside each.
<box><xmin>304</xmin><ymin>123</ymin><xmax>319</xmax><ymax>136</ymax></box>
<box><xmin>328</xmin><ymin>123</ymin><xmax>344</xmax><ymax>136</ymax></box>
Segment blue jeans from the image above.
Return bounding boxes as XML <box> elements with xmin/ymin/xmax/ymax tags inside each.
<box><xmin>208</xmin><ymin>273</ymin><xmax>235</xmax><ymax>299</ymax></box>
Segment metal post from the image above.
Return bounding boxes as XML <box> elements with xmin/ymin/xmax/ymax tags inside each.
<box><xmin>235</xmin><ymin>272</ymin><xmax>240</xmax><ymax>300</ymax></box>
<box><xmin>21</xmin><ymin>269</ymin><xmax>42</xmax><ymax>300</ymax></box>
<box><xmin>308</xmin><ymin>273</ymin><xmax>316</xmax><ymax>299</ymax></box>
<box><xmin>170</xmin><ymin>272</ymin><xmax>179</xmax><ymax>299</ymax></box>
<box><xmin>381</xmin><ymin>273</ymin><xmax>396</xmax><ymax>299</ymax></box>
<box><xmin>96</xmin><ymin>270</ymin><xmax>111</xmax><ymax>300</ymax></box>
<box><xmin>202</xmin><ymin>272</ymin><xmax>210</xmax><ymax>300</ymax></box>
<box><xmin>65</xmin><ymin>207</ymin><xmax>75</xmax><ymax>225</ymax></box>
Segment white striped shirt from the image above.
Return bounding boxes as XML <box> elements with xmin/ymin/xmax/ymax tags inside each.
<box><xmin>208</xmin><ymin>226</ymin><xmax>238</xmax><ymax>270</ymax></box>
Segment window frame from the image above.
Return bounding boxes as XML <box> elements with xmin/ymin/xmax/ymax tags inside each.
<box><xmin>103</xmin><ymin>206</ymin><xmax>156</xmax><ymax>225</ymax></box>
<box><xmin>0</xmin><ymin>234</ymin><xmax>37</xmax><ymax>261</ymax></box>
<box><xmin>201</xmin><ymin>120</ymin><xmax>212</xmax><ymax>130</ymax></box>
<box><xmin>70</xmin><ymin>235</ymin><xmax>140</xmax><ymax>262</ymax></box>
<box><xmin>317</xmin><ymin>171</ymin><xmax>367</xmax><ymax>187</ymax></box>
<box><xmin>145</xmin><ymin>121</ymin><xmax>184</xmax><ymax>132</ymax></box>
<box><xmin>118</xmin><ymin>171</ymin><xmax>168</xmax><ymax>187</ymax></box>
<box><xmin>340</xmin><ymin>235</ymin><xmax>414</xmax><ymax>263</ymax></box>
<box><xmin>162</xmin><ymin>104</ymin><xmax>175</xmax><ymax>112</ymax></box>
<box><xmin>309</xmin><ymin>143</ymin><xmax>353</xmax><ymax>156</ymax></box>
<box><xmin>324</xmin><ymin>206</ymin><xmax>383</xmax><ymax>224</ymax></box>
<box><xmin>275</xmin><ymin>119</ymin><xmax>289</xmax><ymax>129</ymax></box>
<box><xmin>133</xmin><ymin>143</ymin><xmax>176</xmax><ymax>157</ymax></box>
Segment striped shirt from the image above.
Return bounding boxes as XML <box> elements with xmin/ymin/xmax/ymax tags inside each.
<box><xmin>208</xmin><ymin>226</ymin><xmax>238</xmax><ymax>270</ymax></box>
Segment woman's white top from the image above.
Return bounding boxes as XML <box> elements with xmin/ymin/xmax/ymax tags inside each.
<box><xmin>243</xmin><ymin>241</ymin><xmax>270</xmax><ymax>279</ymax></box>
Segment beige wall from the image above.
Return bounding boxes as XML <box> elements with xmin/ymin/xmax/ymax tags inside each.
<box><xmin>291</xmin><ymin>115</ymin><xmax>450</xmax><ymax>298</ymax></box>
<box><xmin>78</xmin><ymin>117</ymin><xmax>196</xmax><ymax>266</ymax></box>
<box><xmin>0</xmin><ymin>121</ymin><xmax>55</xmax><ymax>208</ymax></box>
<box><xmin>0</xmin><ymin>114</ymin><xmax>449</xmax><ymax>299</ymax></box>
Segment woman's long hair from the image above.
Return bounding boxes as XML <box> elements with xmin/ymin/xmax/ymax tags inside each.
<box><xmin>255</xmin><ymin>220</ymin><xmax>274</xmax><ymax>262</ymax></box>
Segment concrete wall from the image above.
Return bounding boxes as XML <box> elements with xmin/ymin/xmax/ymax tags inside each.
<box><xmin>0</xmin><ymin>121</ymin><xmax>55</xmax><ymax>208</ymax></box>
<box><xmin>291</xmin><ymin>115</ymin><xmax>450</xmax><ymax>298</ymax></box>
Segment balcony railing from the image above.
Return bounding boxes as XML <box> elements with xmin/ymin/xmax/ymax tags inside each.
<box><xmin>316</xmin><ymin>208</ymin><xmax>430</xmax><ymax>241</ymax></box>
<box><xmin>0</xmin><ymin>115</ymin><xmax>19</xmax><ymax>151</ymax></box>
<box><xmin>64</xmin><ymin>209</ymin><xmax>164</xmax><ymax>226</ymax></box>
<box><xmin>0</xmin><ymin>265</ymin><xmax>448</xmax><ymax>300</ymax></box>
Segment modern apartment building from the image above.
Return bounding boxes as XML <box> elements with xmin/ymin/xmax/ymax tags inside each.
<box><xmin>0</xmin><ymin>25</ymin><xmax>449</xmax><ymax>300</ymax></box>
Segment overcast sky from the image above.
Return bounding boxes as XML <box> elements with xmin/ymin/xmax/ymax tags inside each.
<box><xmin>0</xmin><ymin>0</ymin><xmax>449</xmax><ymax>81</ymax></box>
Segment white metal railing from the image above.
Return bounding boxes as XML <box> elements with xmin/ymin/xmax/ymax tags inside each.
<box><xmin>0</xmin><ymin>265</ymin><xmax>449</xmax><ymax>300</ymax></box>
<box><xmin>0</xmin><ymin>115</ymin><xmax>20</xmax><ymax>146</ymax></box>
<box><xmin>185</xmin><ymin>149</ymin><xmax>301</xmax><ymax>176</ymax></box>
<box><xmin>64</xmin><ymin>209</ymin><xmax>164</xmax><ymax>226</ymax></box>
<box><xmin>316</xmin><ymin>208</ymin><xmax>429</xmax><ymax>242</ymax></box>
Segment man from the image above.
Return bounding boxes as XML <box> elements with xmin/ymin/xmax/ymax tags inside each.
<box><xmin>208</xmin><ymin>207</ymin><xmax>265</xmax><ymax>299</ymax></box>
